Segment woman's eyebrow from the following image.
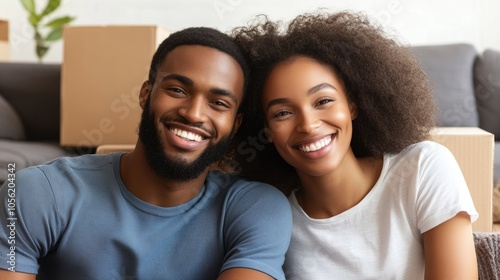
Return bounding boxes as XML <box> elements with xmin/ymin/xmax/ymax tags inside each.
<box><xmin>266</xmin><ymin>83</ymin><xmax>337</xmax><ymax>111</ymax></box>
<box><xmin>266</xmin><ymin>98</ymin><xmax>290</xmax><ymax>111</ymax></box>
<box><xmin>307</xmin><ymin>83</ymin><xmax>336</xmax><ymax>95</ymax></box>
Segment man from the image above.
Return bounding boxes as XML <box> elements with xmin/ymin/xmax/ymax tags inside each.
<box><xmin>0</xmin><ymin>27</ymin><xmax>292</xmax><ymax>280</ymax></box>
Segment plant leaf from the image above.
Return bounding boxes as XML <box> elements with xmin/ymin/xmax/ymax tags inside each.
<box><xmin>40</xmin><ymin>0</ymin><xmax>61</xmax><ymax>17</ymax></box>
<box><xmin>28</xmin><ymin>13</ymin><xmax>40</xmax><ymax>27</ymax></box>
<box><xmin>20</xmin><ymin>0</ymin><xmax>36</xmax><ymax>14</ymax></box>
<box><xmin>45</xmin><ymin>16</ymin><xmax>74</xmax><ymax>28</ymax></box>
<box><xmin>45</xmin><ymin>27</ymin><xmax>62</xmax><ymax>41</ymax></box>
<box><xmin>36</xmin><ymin>43</ymin><xmax>49</xmax><ymax>62</ymax></box>
<box><xmin>34</xmin><ymin>30</ymin><xmax>43</xmax><ymax>41</ymax></box>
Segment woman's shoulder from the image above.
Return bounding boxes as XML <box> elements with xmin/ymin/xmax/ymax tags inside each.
<box><xmin>383</xmin><ymin>141</ymin><xmax>455</xmax><ymax>171</ymax></box>
<box><xmin>396</xmin><ymin>140</ymin><xmax>452</xmax><ymax>158</ymax></box>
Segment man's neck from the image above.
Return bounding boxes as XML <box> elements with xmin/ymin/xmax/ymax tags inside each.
<box><xmin>119</xmin><ymin>143</ymin><xmax>208</xmax><ymax>207</ymax></box>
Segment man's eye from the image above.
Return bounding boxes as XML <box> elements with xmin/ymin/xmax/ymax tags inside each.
<box><xmin>167</xmin><ymin>87</ymin><xmax>185</xmax><ymax>94</ymax></box>
<box><xmin>212</xmin><ymin>100</ymin><xmax>231</xmax><ymax>109</ymax></box>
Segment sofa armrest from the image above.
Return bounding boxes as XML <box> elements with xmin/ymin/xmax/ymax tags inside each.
<box><xmin>0</xmin><ymin>62</ymin><xmax>61</xmax><ymax>141</ymax></box>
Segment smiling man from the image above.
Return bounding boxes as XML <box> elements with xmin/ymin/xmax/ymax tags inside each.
<box><xmin>0</xmin><ymin>27</ymin><xmax>292</xmax><ymax>280</ymax></box>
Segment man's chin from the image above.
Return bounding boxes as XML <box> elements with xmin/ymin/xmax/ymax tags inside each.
<box><xmin>138</xmin><ymin>100</ymin><xmax>232</xmax><ymax>181</ymax></box>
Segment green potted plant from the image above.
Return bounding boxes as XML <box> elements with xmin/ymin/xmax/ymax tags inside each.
<box><xmin>20</xmin><ymin>0</ymin><xmax>75</xmax><ymax>62</ymax></box>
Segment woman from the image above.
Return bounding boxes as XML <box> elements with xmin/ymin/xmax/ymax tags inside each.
<box><xmin>232</xmin><ymin>11</ymin><xmax>478</xmax><ymax>279</ymax></box>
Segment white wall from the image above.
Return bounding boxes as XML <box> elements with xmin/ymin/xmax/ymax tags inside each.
<box><xmin>1</xmin><ymin>0</ymin><xmax>499</xmax><ymax>63</ymax></box>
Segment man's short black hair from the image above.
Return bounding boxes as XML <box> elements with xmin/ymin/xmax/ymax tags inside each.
<box><xmin>148</xmin><ymin>27</ymin><xmax>249</xmax><ymax>97</ymax></box>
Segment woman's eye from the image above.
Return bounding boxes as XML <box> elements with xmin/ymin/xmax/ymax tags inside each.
<box><xmin>316</xmin><ymin>99</ymin><xmax>333</xmax><ymax>106</ymax></box>
<box><xmin>273</xmin><ymin>110</ymin><xmax>291</xmax><ymax>118</ymax></box>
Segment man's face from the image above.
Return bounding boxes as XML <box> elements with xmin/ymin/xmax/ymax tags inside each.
<box><xmin>138</xmin><ymin>45</ymin><xmax>244</xmax><ymax>181</ymax></box>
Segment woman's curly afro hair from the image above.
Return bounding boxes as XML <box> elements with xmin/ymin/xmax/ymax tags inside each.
<box><xmin>230</xmin><ymin>11</ymin><xmax>438</xmax><ymax>190</ymax></box>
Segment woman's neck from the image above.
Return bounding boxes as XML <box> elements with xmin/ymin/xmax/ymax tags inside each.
<box><xmin>296</xmin><ymin>152</ymin><xmax>383</xmax><ymax>219</ymax></box>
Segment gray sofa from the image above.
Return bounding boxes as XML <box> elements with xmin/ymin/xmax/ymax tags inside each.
<box><xmin>0</xmin><ymin>43</ymin><xmax>499</xmax><ymax>185</ymax></box>
<box><xmin>411</xmin><ymin>44</ymin><xmax>500</xmax><ymax>184</ymax></box>
<box><xmin>0</xmin><ymin>62</ymin><xmax>86</xmax><ymax>184</ymax></box>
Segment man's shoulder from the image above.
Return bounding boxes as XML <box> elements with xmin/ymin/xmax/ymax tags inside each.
<box><xmin>17</xmin><ymin>153</ymin><xmax>118</xmax><ymax>177</ymax></box>
<box><xmin>12</xmin><ymin>153</ymin><xmax>121</xmax><ymax>197</ymax></box>
<box><xmin>41</xmin><ymin>152</ymin><xmax>118</xmax><ymax>170</ymax></box>
<box><xmin>207</xmin><ymin>170</ymin><xmax>286</xmax><ymax>197</ymax></box>
<box><xmin>205</xmin><ymin>170</ymin><xmax>291</xmax><ymax>216</ymax></box>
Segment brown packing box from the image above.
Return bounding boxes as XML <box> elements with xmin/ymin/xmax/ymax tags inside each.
<box><xmin>0</xmin><ymin>20</ymin><xmax>9</xmax><ymax>61</ymax></box>
<box><xmin>61</xmin><ymin>25</ymin><xmax>172</xmax><ymax>147</ymax></box>
<box><xmin>430</xmin><ymin>127</ymin><xmax>494</xmax><ymax>232</ymax></box>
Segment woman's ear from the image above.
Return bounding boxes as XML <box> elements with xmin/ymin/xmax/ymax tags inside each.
<box><xmin>264</xmin><ymin>127</ymin><xmax>273</xmax><ymax>143</ymax></box>
<box><xmin>349</xmin><ymin>101</ymin><xmax>358</xmax><ymax>120</ymax></box>
<box><xmin>139</xmin><ymin>81</ymin><xmax>152</xmax><ymax>109</ymax></box>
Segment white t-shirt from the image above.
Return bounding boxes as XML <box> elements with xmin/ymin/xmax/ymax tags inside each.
<box><xmin>284</xmin><ymin>141</ymin><xmax>478</xmax><ymax>280</ymax></box>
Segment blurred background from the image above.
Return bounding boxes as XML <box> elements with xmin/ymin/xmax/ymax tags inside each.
<box><xmin>1</xmin><ymin>0</ymin><xmax>499</xmax><ymax>63</ymax></box>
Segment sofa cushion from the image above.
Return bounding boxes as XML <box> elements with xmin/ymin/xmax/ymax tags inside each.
<box><xmin>412</xmin><ymin>44</ymin><xmax>479</xmax><ymax>127</ymax></box>
<box><xmin>474</xmin><ymin>49</ymin><xmax>500</xmax><ymax>140</ymax></box>
<box><xmin>0</xmin><ymin>140</ymin><xmax>75</xmax><ymax>184</ymax></box>
<box><xmin>0</xmin><ymin>94</ymin><xmax>25</xmax><ymax>140</ymax></box>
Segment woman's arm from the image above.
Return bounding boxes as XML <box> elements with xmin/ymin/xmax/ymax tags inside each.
<box><xmin>218</xmin><ymin>268</ymin><xmax>274</xmax><ymax>280</ymax></box>
<box><xmin>422</xmin><ymin>211</ymin><xmax>478</xmax><ymax>280</ymax></box>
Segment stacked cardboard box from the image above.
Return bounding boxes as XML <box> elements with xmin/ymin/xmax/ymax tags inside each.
<box><xmin>0</xmin><ymin>20</ymin><xmax>9</xmax><ymax>61</ymax></box>
<box><xmin>431</xmin><ymin>127</ymin><xmax>494</xmax><ymax>232</ymax></box>
<box><xmin>61</xmin><ymin>25</ymin><xmax>172</xmax><ymax>147</ymax></box>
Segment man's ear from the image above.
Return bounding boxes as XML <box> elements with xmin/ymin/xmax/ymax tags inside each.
<box><xmin>231</xmin><ymin>113</ymin><xmax>244</xmax><ymax>138</ymax></box>
<box><xmin>139</xmin><ymin>81</ymin><xmax>152</xmax><ymax>109</ymax></box>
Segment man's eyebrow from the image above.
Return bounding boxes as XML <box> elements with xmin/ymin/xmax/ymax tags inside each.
<box><xmin>210</xmin><ymin>88</ymin><xmax>238</xmax><ymax>105</ymax></box>
<box><xmin>160</xmin><ymin>74</ymin><xmax>193</xmax><ymax>86</ymax></box>
<box><xmin>160</xmin><ymin>73</ymin><xmax>238</xmax><ymax>105</ymax></box>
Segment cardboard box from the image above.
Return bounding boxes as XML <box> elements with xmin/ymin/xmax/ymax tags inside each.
<box><xmin>430</xmin><ymin>127</ymin><xmax>494</xmax><ymax>232</ymax></box>
<box><xmin>0</xmin><ymin>20</ymin><xmax>9</xmax><ymax>61</ymax></box>
<box><xmin>96</xmin><ymin>144</ymin><xmax>134</xmax><ymax>154</ymax></box>
<box><xmin>61</xmin><ymin>25</ymin><xmax>172</xmax><ymax>147</ymax></box>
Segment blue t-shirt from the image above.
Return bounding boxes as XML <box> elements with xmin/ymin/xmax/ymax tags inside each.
<box><xmin>0</xmin><ymin>153</ymin><xmax>292</xmax><ymax>279</ymax></box>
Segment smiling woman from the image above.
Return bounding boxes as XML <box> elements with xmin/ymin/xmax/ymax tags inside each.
<box><xmin>232</xmin><ymin>11</ymin><xmax>479</xmax><ymax>280</ymax></box>
<box><xmin>262</xmin><ymin>56</ymin><xmax>356</xmax><ymax>178</ymax></box>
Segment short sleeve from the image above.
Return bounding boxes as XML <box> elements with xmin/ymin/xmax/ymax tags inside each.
<box><xmin>222</xmin><ymin>181</ymin><xmax>292</xmax><ymax>280</ymax></box>
<box><xmin>415</xmin><ymin>142</ymin><xmax>478</xmax><ymax>233</ymax></box>
<box><xmin>0</xmin><ymin>166</ymin><xmax>60</xmax><ymax>274</ymax></box>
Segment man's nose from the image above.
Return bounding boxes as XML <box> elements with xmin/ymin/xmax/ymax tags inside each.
<box><xmin>178</xmin><ymin>95</ymin><xmax>208</xmax><ymax>124</ymax></box>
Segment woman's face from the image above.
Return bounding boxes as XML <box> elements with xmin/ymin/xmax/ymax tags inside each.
<box><xmin>262</xmin><ymin>56</ymin><xmax>357</xmax><ymax>177</ymax></box>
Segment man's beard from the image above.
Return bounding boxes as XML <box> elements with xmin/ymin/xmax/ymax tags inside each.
<box><xmin>138</xmin><ymin>96</ymin><xmax>232</xmax><ymax>182</ymax></box>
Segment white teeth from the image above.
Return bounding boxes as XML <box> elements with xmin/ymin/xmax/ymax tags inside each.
<box><xmin>298</xmin><ymin>135</ymin><xmax>332</xmax><ymax>152</ymax></box>
<box><xmin>171</xmin><ymin>128</ymin><xmax>203</xmax><ymax>142</ymax></box>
